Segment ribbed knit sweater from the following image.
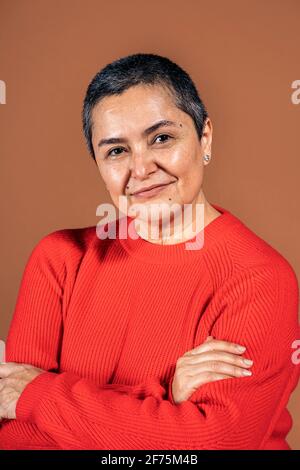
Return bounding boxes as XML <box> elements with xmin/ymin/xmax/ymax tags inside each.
<box><xmin>0</xmin><ymin>203</ymin><xmax>299</xmax><ymax>450</ymax></box>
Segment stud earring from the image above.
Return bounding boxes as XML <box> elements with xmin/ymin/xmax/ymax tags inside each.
<box><xmin>203</xmin><ymin>154</ymin><xmax>211</xmax><ymax>163</ymax></box>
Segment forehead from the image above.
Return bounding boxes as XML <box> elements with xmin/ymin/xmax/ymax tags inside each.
<box><xmin>91</xmin><ymin>84</ymin><xmax>187</xmax><ymax>137</ymax></box>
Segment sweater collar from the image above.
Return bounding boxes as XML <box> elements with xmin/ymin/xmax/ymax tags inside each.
<box><xmin>117</xmin><ymin>203</ymin><xmax>239</xmax><ymax>265</ymax></box>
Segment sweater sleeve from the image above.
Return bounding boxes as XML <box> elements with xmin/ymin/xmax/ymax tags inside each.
<box><xmin>14</xmin><ymin>260</ymin><xmax>300</xmax><ymax>450</ymax></box>
<box><xmin>0</xmin><ymin>229</ymin><xmax>80</xmax><ymax>449</ymax></box>
<box><xmin>4</xmin><ymin>230</ymin><xmax>67</xmax><ymax>369</ymax></box>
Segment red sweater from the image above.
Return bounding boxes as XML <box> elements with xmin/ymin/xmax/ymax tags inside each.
<box><xmin>0</xmin><ymin>203</ymin><xmax>299</xmax><ymax>450</ymax></box>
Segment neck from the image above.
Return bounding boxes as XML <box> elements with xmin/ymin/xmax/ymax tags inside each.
<box><xmin>132</xmin><ymin>190</ymin><xmax>221</xmax><ymax>246</ymax></box>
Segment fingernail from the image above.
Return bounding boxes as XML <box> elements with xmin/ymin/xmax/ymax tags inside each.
<box><xmin>242</xmin><ymin>370</ymin><xmax>252</xmax><ymax>376</ymax></box>
<box><xmin>236</xmin><ymin>345</ymin><xmax>246</xmax><ymax>352</ymax></box>
<box><xmin>243</xmin><ymin>359</ymin><xmax>253</xmax><ymax>366</ymax></box>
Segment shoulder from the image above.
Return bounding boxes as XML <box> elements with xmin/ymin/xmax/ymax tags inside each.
<box><xmin>36</xmin><ymin>225</ymin><xmax>98</xmax><ymax>249</ymax></box>
<box><xmin>229</xmin><ymin>216</ymin><xmax>298</xmax><ymax>291</ymax></box>
<box><xmin>207</xmin><ymin>208</ymin><xmax>299</xmax><ymax>296</ymax></box>
<box><xmin>27</xmin><ymin>220</ymin><xmax>125</xmax><ymax>267</ymax></box>
<box><xmin>207</xmin><ymin>212</ymin><xmax>299</xmax><ymax>350</ymax></box>
<box><xmin>27</xmin><ymin>224</ymin><xmax>100</xmax><ymax>268</ymax></box>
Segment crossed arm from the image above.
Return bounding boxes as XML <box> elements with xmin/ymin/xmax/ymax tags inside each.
<box><xmin>0</xmin><ymin>232</ymin><xmax>299</xmax><ymax>449</ymax></box>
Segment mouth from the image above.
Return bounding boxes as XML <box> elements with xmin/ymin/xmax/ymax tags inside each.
<box><xmin>130</xmin><ymin>181</ymin><xmax>176</xmax><ymax>198</ymax></box>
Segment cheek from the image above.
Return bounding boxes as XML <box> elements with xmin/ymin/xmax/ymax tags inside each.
<box><xmin>100</xmin><ymin>166</ymin><xmax>128</xmax><ymax>194</ymax></box>
<box><xmin>167</xmin><ymin>146</ymin><xmax>203</xmax><ymax>189</ymax></box>
<box><xmin>167</xmin><ymin>147</ymin><xmax>190</xmax><ymax>174</ymax></box>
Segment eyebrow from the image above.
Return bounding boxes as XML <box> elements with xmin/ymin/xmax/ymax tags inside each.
<box><xmin>97</xmin><ymin>119</ymin><xmax>179</xmax><ymax>148</ymax></box>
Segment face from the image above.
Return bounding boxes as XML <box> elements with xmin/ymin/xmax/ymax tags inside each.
<box><xmin>91</xmin><ymin>83</ymin><xmax>212</xmax><ymax>222</ymax></box>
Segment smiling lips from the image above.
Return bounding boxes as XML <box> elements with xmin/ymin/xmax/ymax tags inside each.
<box><xmin>130</xmin><ymin>181</ymin><xmax>175</xmax><ymax>198</ymax></box>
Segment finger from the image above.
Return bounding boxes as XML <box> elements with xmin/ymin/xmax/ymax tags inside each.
<box><xmin>183</xmin><ymin>351</ymin><xmax>253</xmax><ymax>369</ymax></box>
<box><xmin>186</xmin><ymin>339</ymin><xmax>246</xmax><ymax>356</ymax></box>
<box><xmin>188</xmin><ymin>372</ymin><xmax>232</xmax><ymax>390</ymax></box>
<box><xmin>185</xmin><ymin>360</ymin><xmax>253</xmax><ymax>378</ymax></box>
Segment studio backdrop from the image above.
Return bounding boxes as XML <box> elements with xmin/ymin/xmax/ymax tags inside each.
<box><xmin>0</xmin><ymin>0</ymin><xmax>299</xmax><ymax>450</ymax></box>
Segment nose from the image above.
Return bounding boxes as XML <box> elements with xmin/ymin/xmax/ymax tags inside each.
<box><xmin>129</xmin><ymin>147</ymin><xmax>158</xmax><ymax>180</ymax></box>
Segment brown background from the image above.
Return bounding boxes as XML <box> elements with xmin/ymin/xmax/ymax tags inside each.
<box><xmin>0</xmin><ymin>0</ymin><xmax>299</xmax><ymax>448</ymax></box>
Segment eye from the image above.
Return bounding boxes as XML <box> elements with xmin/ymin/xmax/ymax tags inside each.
<box><xmin>106</xmin><ymin>147</ymin><xmax>125</xmax><ymax>158</ymax></box>
<box><xmin>153</xmin><ymin>134</ymin><xmax>172</xmax><ymax>144</ymax></box>
<box><xmin>106</xmin><ymin>134</ymin><xmax>172</xmax><ymax>158</ymax></box>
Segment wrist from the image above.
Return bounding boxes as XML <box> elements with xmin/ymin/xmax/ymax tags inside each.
<box><xmin>16</xmin><ymin>371</ymin><xmax>57</xmax><ymax>421</ymax></box>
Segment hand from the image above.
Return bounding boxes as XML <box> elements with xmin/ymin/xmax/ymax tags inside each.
<box><xmin>0</xmin><ymin>362</ymin><xmax>45</xmax><ymax>420</ymax></box>
<box><xmin>171</xmin><ymin>336</ymin><xmax>253</xmax><ymax>404</ymax></box>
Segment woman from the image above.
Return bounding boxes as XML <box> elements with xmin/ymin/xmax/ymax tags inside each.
<box><xmin>0</xmin><ymin>53</ymin><xmax>299</xmax><ymax>450</ymax></box>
